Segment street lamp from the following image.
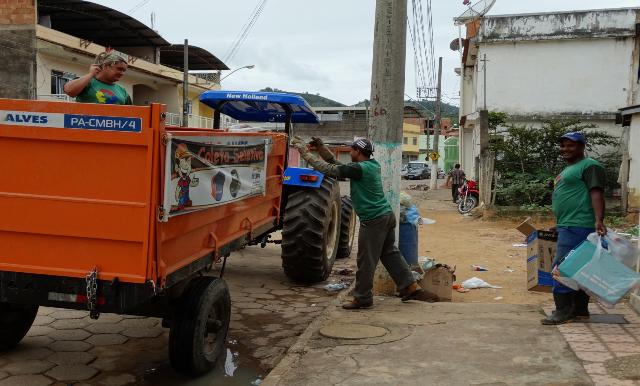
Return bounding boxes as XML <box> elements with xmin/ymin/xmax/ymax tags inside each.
<box><xmin>220</xmin><ymin>65</ymin><xmax>255</xmax><ymax>82</ymax></box>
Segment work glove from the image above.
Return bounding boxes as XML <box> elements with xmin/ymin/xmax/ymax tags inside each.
<box><xmin>290</xmin><ymin>136</ymin><xmax>307</xmax><ymax>151</ymax></box>
<box><xmin>310</xmin><ymin>136</ymin><xmax>325</xmax><ymax>148</ymax></box>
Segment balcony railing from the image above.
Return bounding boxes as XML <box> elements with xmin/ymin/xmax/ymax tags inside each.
<box><xmin>38</xmin><ymin>94</ymin><xmax>74</xmax><ymax>102</ymax></box>
<box><xmin>165</xmin><ymin>112</ymin><xmax>237</xmax><ymax>129</ymax></box>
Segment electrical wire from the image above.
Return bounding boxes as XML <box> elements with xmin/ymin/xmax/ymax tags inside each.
<box><xmin>223</xmin><ymin>0</ymin><xmax>268</xmax><ymax>64</ymax></box>
<box><xmin>128</xmin><ymin>0</ymin><xmax>153</xmax><ymax>15</ymax></box>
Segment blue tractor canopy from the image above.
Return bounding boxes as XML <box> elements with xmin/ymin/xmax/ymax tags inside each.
<box><xmin>199</xmin><ymin>91</ymin><xmax>319</xmax><ymax>129</ymax></box>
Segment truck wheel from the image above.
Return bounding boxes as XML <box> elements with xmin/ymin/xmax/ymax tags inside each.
<box><xmin>0</xmin><ymin>303</ymin><xmax>38</xmax><ymax>350</ymax></box>
<box><xmin>336</xmin><ymin>196</ymin><xmax>356</xmax><ymax>259</ymax></box>
<box><xmin>169</xmin><ymin>277</ymin><xmax>231</xmax><ymax>376</ymax></box>
<box><xmin>282</xmin><ymin>177</ymin><xmax>341</xmax><ymax>282</ymax></box>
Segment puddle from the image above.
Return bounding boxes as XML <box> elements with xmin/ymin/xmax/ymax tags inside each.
<box><xmin>137</xmin><ymin>338</ymin><xmax>264</xmax><ymax>386</ymax></box>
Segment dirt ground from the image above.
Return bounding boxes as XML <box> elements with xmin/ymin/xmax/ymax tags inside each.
<box><xmin>412</xmin><ymin>186</ymin><xmax>554</xmax><ymax>305</ymax></box>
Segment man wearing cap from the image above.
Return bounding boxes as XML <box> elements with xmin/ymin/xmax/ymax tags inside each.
<box><xmin>542</xmin><ymin>132</ymin><xmax>607</xmax><ymax>325</ymax></box>
<box><xmin>290</xmin><ymin>136</ymin><xmax>435</xmax><ymax>309</ymax></box>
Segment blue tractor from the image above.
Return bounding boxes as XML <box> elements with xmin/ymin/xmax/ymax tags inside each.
<box><xmin>199</xmin><ymin>91</ymin><xmax>356</xmax><ymax>283</ymax></box>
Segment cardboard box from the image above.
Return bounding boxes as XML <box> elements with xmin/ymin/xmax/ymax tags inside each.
<box><xmin>419</xmin><ymin>267</ymin><xmax>454</xmax><ymax>302</ymax></box>
<box><xmin>516</xmin><ymin>218</ymin><xmax>557</xmax><ymax>292</ymax></box>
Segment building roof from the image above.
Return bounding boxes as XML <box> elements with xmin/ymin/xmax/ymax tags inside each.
<box><xmin>619</xmin><ymin>105</ymin><xmax>640</xmax><ymax>116</ymax></box>
<box><xmin>38</xmin><ymin>0</ymin><xmax>171</xmax><ymax>48</ymax></box>
<box><xmin>159</xmin><ymin>44</ymin><xmax>229</xmax><ymax>71</ymax></box>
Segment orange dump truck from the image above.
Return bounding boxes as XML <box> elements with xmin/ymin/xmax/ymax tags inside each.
<box><xmin>0</xmin><ymin>92</ymin><xmax>355</xmax><ymax>375</ymax></box>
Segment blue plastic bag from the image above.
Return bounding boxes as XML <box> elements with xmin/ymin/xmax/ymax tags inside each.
<box><xmin>572</xmin><ymin>237</ymin><xmax>640</xmax><ymax>307</ymax></box>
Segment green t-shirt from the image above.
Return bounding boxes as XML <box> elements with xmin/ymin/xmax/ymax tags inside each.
<box><xmin>348</xmin><ymin>159</ymin><xmax>392</xmax><ymax>221</ymax></box>
<box><xmin>552</xmin><ymin>157</ymin><xmax>606</xmax><ymax>228</ymax></box>
<box><xmin>75</xmin><ymin>78</ymin><xmax>132</xmax><ymax>105</ymax></box>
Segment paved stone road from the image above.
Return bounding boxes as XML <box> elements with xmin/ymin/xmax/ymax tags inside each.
<box><xmin>0</xmin><ymin>242</ymin><xmax>356</xmax><ymax>386</ymax></box>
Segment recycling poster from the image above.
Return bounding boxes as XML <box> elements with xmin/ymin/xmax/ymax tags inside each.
<box><xmin>161</xmin><ymin>136</ymin><xmax>268</xmax><ymax>220</ymax></box>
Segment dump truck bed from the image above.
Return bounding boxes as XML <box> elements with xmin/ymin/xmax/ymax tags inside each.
<box><xmin>0</xmin><ymin>99</ymin><xmax>286</xmax><ymax>291</ymax></box>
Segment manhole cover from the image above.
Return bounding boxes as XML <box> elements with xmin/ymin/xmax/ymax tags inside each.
<box><xmin>319</xmin><ymin>323</ymin><xmax>388</xmax><ymax>340</ymax></box>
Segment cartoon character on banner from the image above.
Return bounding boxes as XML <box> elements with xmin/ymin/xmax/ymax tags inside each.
<box><xmin>174</xmin><ymin>143</ymin><xmax>199</xmax><ymax>210</ymax></box>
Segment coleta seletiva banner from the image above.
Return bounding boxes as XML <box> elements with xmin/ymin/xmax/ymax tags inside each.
<box><xmin>161</xmin><ymin>135</ymin><xmax>269</xmax><ymax>220</ymax></box>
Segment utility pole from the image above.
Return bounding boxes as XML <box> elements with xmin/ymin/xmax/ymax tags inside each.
<box><xmin>369</xmin><ymin>0</ymin><xmax>407</xmax><ymax>296</ymax></box>
<box><xmin>182</xmin><ymin>39</ymin><xmax>189</xmax><ymax>127</ymax></box>
<box><xmin>481</xmin><ymin>54</ymin><xmax>488</xmax><ymax>110</ymax></box>
<box><xmin>429</xmin><ymin>57</ymin><xmax>443</xmax><ymax>190</ymax></box>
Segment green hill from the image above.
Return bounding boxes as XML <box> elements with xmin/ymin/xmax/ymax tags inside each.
<box><xmin>260</xmin><ymin>88</ymin><xmax>345</xmax><ymax>107</ymax></box>
<box><xmin>260</xmin><ymin>88</ymin><xmax>459</xmax><ymax>119</ymax></box>
<box><xmin>354</xmin><ymin>99</ymin><xmax>459</xmax><ymax>120</ymax></box>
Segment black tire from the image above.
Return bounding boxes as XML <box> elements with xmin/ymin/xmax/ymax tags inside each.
<box><xmin>0</xmin><ymin>303</ymin><xmax>38</xmax><ymax>351</ymax></box>
<box><xmin>169</xmin><ymin>277</ymin><xmax>231</xmax><ymax>376</ymax></box>
<box><xmin>458</xmin><ymin>194</ymin><xmax>478</xmax><ymax>214</ymax></box>
<box><xmin>282</xmin><ymin>177</ymin><xmax>341</xmax><ymax>283</ymax></box>
<box><xmin>336</xmin><ymin>196</ymin><xmax>356</xmax><ymax>259</ymax></box>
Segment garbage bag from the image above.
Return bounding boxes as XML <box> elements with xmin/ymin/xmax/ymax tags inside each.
<box><xmin>573</xmin><ymin>236</ymin><xmax>640</xmax><ymax>307</ymax></box>
<box><xmin>587</xmin><ymin>230</ymin><xmax>638</xmax><ymax>269</ymax></box>
<box><xmin>400</xmin><ymin>192</ymin><xmax>413</xmax><ymax>207</ymax></box>
<box><xmin>461</xmin><ymin>277</ymin><xmax>501</xmax><ymax>289</ymax></box>
<box><xmin>404</xmin><ymin>205</ymin><xmax>421</xmax><ymax>225</ymax></box>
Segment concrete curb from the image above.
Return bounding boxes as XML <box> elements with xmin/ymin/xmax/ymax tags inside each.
<box><xmin>262</xmin><ymin>284</ymin><xmax>353</xmax><ymax>386</ymax></box>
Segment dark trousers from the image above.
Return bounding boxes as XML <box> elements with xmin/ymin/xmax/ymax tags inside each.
<box><xmin>552</xmin><ymin>226</ymin><xmax>594</xmax><ymax>294</ymax></box>
<box><xmin>451</xmin><ymin>184</ymin><xmax>461</xmax><ymax>201</ymax></box>
<box><xmin>352</xmin><ymin>212</ymin><xmax>416</xmax><ymax>303</ymax></box>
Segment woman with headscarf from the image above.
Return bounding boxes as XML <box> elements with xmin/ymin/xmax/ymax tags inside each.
<box><xmin>64</xmin><ymin>51</ymin><xmax>132</xmax><ymax>105</ymax></box>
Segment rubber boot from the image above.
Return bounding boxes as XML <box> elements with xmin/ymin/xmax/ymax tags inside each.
<box><xmin>573</xmin><ymin>290</ymin><xmax>590</xmax><ymax>321</ymax></box>
<box><xmin>541</xmin><ymin>293</ymin><xmax>575</xmax><ymax>325</ymax></box>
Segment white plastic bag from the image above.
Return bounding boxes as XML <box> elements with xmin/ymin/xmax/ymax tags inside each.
<box><xmin>587</xmin><ymin>230</ymin><xmax>639</xmax><ymax>268</ymax></box>
<box><xmin>461</xmin><ymin>277</ymin><xmax>502</xmax><ymax>289</ymax></box>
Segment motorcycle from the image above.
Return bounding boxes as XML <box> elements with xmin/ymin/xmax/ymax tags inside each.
<box><xmin>457</xmin><ymin>179</ymin><xmax>479</xmax><ymax>214</ymax></box>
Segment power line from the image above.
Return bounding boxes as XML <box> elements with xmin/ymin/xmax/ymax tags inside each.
<box><xmin>128</xmin><ymin>0</ymin><xmax>153</xmax><ymax>14</ymax></box>
<box><xmin>223</xmin><ymin>0</ymin><xmax>268</xmax><ymax>64</ymax></box>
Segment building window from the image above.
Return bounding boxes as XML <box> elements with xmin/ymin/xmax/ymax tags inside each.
<box><xmin>403</xmin><ymin>137</ymin><xmax>408</xmax><ymax>145</ymax></box>
<box><xmin>51</xmin><ymin>70</ymin><xmax>76</xmax><ymax>94</ymax></box>
<box><xmin>412</xmin><ymin>137</ymin><xmax>417</xmax><ymax>145</ymax></box>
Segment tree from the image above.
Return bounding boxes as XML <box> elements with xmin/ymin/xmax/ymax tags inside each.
<box><xmin>489</xmin><ymin>118</ymin><xmax>619</xmax><ymax>206</ymax></box>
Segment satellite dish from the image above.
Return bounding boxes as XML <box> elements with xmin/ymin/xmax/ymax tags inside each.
<box><xmin>454</xmin><ymin>0</ymin><xmax>496</xmax><ymax>26</ymax></box>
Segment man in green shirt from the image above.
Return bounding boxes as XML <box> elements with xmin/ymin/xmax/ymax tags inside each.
<box><xmin>291</xmin><ymin>136</ymin><xmax>436</xmax><ymax>309</ymax></box>
<box><xmin>542</xmin><ymin>132</ymin><xmax>607</xmax><ymax>325</ymax></box>
<box><xmin>64</xmin><ymin>51</ymin><xmax>132</xmax><ymax>105</ymax></box>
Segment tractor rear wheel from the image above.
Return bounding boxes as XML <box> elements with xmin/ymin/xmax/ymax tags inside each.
<box><xmin>0</xmin><ymin>303</ymin><xmax>38</xmax><ymax>351</ymax></box>
<box><xmin>282</xmin><ymin>177</ymin><xmax>341</xmax><ymax>283</ymax></box>
<box><xmin>336</xmin><ymin>196</ymin><xmax>356</xmax><ymax>259</ymax></box>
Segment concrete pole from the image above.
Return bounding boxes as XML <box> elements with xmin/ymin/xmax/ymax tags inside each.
<box><xmin>182</xmin><ymin>39</ymin><xmax>189</xmax><ymax>127</ymax></box>
<box><xmin>369</xmin><ymin>0</ymin><xmax>407</xmax><ymax>296</ymax></box>
<box><xmin>429</xmin><ymin>57</ymin><xmax>443</xmax><ymax>189</ymax></box>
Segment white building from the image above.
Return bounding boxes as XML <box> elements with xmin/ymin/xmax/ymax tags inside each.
<box><xmin>618</xmin><ymin>106</ymin><xmax>640</xmax><ymax>314</ymax></box>
<box><xmin>456</xmin><ymin>8</ymin><xmax>640</xmax><ymax>179</ymax></box>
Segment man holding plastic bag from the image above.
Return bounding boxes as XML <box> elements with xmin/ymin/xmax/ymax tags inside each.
<box><xmin>542</xmin><ymin>132</ymin><xmax>607</xmax><ymax>325</ymax></box>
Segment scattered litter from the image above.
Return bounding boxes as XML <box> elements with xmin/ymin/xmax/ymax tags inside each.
<box><xmin>324</xmin><ymin>283</ymin><xmax>348</xmax><ymax>292</ymax></box>
<box><xmin>470</xmin><ymin>264</ymin><xmax>488</xmax><ymax>272</ymax></box>
<box><xmin>453</xmin><ymin>284</ymin><xmax>470</xmax><ymax>293</ymax></box>
<box><xmin>461</xmin><ymin>277</ymin><xmax>502</xmax><ymax>289</ymax></box>
<box><xmin>512</xmin><ymin>243</ymin><xmax>527</xmax><ymax>248</ymax></box>
<box><xmin>336</xmin><ymin>268</ymin><xmax>354</xmax><ymax>275</ymax></box>
<box><xmin>224</xmin><ymin>348</ymin><xmax>237</xmax><ymax>377</ymax></box>
<box><xmin>412</xmin><ymin>271</ymin><xmax>424</xmax><ymax>282</ymax></box>
<box><xmin>419</xmin><ymin>256</ymin><xmax>437</xmax><ymax>271</ymax></box>
<box><xmin>251</xmin><ymin>379</ymin><xmax>263</xmax><ymax>386</ymax></box>
<box><xmin>494</xmin><ymin>296</ymin><xmax>503</xmax><ymax>301</ymax></box>
<box><xmin>420</xmin><ymin>217</ymin><xmax>436</xmax><ymax>225</ymax></box>
<box><xmin>504</xmin><ymin>267</ymin><xmax>515</xmax><ymax>273</ymax></box>
<box><xmin>227</xmin><ymin>339</ymin><xmax>238</xmax><ymax>345</ymax></box>
<box><xmin>311</xmin><ymin>304</ymin><xmax>316</xmax><ymax>307</ymax></box>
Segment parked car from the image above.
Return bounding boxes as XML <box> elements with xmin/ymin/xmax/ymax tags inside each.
<box><xmin>405</xmin><ymin>161</ymin><xmax>431</xmax><ymax>180</ymax></box>
<box><xmin>401</xmin><ymin>164</ymin><xmax>409</xmax><ymax>179</ymax></box>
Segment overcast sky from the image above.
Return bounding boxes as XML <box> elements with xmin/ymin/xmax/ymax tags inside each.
<box><xmin>97</xmin><ymin>0</ymin><xmax>639</xmax><ymax>106</ymax></box>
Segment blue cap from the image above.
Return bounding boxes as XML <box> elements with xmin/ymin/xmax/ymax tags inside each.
<box><xmin>559</xmin><ymin>132</ymin><xmax>587</xmax><ymax>144</ymax></box>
